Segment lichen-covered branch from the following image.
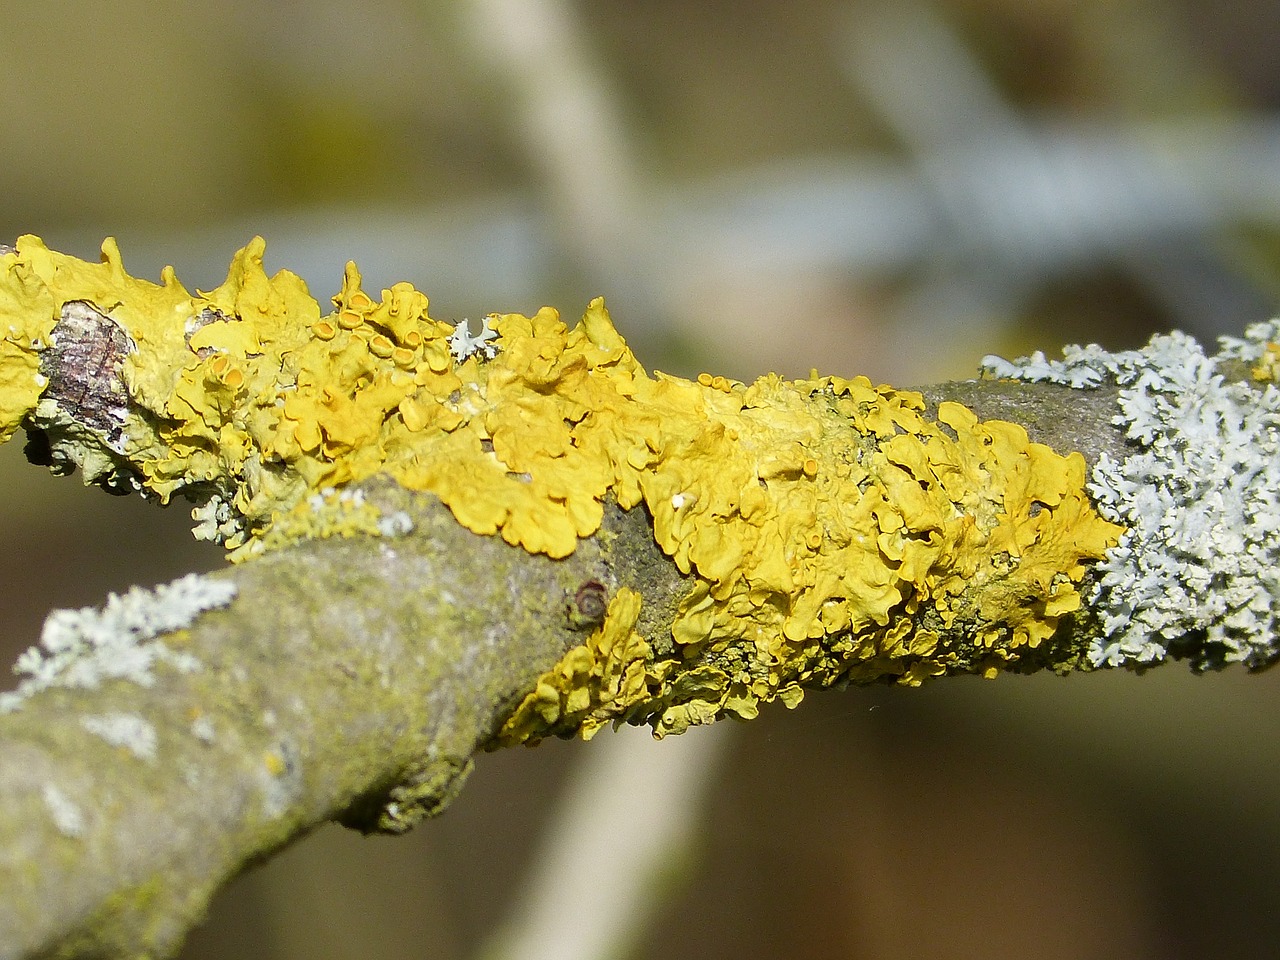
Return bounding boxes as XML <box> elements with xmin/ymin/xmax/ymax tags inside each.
<box><xmin>0</xmin><ymin>483</ymin><xmax>677</xmax><ymax>959</ymax></box>
<box><xmin>0</xmin><ymin>237</ymin><xmax>1276</xmax><ymax>958</ymax></box>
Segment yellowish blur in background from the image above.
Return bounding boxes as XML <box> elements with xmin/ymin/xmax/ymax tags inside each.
<box><xmin>3</xmin><ymin>1</ymin><xmax>1280</xmax><ymax>958</ymax></box>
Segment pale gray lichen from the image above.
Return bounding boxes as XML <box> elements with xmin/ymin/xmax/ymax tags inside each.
<box><xmin>1216</xmin><ymin>320</ymin><xmax>1280</xmax><ymax>366</ymax></box>
<box><xmin>447</xmin><ymin>317</ymin><xmax>499</xmax><ymax>362</ymax></box>
<box><xmin>190</xmin><ymin>494</ymin><xmax>243</xmax><ymax>545</ymax></box>
<box><xmin>982</xmin><ymin>327</ymin><xmax>1280</xmax><ymax>670</ymax></box>
<box><xmin>81</xmin><ymin>712</ymin><xmax>158</xmax><ymax>761</ymax></box>
<box><xmin>0</xmin><ymin>573</ymin><xmax>237</xmax><ymax>712</ymax></box>
<box><xmin>42</xmin><ymin>783</ymin><xmax>86</xmax><ymax>837</ymax></box>
<box><xmin>376</xmin><ymin>510</ymin><xmax>415</xmax><ymax>537</ymax></box>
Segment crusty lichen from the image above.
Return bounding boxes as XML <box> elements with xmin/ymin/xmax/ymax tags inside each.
<box><xmin>0</xmin><ymin>573</ymin><xmax>234</xmax><ymax>714</ymax></box>
<box><xmin>985</xmin><ymin>324</ymin><xmax>1280</xmax><ymax>671</ymax></box>
<box><xmin>0</xmin><ymin>237</ymin><xmax>1124</xmax><ymax>741</ymax></box>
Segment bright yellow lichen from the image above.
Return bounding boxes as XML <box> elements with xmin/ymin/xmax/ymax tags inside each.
<box><xmin>0</xmin><ymin>237</ymin><xmax>1124</xmax><ymax>742</ymax></box>
<box><xmin>498</xmin><ymin>588</ymin><xmax>652</xmax><ymax>745</ymax></box>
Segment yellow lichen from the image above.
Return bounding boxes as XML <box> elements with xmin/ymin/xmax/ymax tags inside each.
<box><xmin>498</xmin><ymin>588</ymin><xmax>651</xmax><ymax>745</ymax></box>
<box><xmin>250</xmin><ymin>485</ymin><xmax>396</xmax><ymax>556</ymax></box>
<box><xmin>1251</xmin><ymin>341</ymin><xmax>1280</xmax><ymax>383</ymax></box>
<box><xmin>0</xmin><ymin>236</ymin><xmax>1125</xmax><ymax>742</ymax></box>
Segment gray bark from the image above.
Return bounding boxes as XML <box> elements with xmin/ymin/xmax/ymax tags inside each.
<box><xmin>0</xmin><ymin>379</ymin><xmax>1137</xmax><ymax>958</ymax></box>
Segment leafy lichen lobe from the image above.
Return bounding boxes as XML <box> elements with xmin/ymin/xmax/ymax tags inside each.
<box><xmin>0</xmin><ymin>237</ymin><xmax>1122</xmax><ymax>740</ymax></box>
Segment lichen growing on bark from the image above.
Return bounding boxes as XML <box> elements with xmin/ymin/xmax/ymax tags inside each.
<box><xmin>984</xmin><ymin>325</ymin><xmax>1280</xmax><ymax>671</ymax></box>
<box><xmin>0</xmin><ymin>236</ymin><xmax>1124</xmax><ymax>741</ymax></box>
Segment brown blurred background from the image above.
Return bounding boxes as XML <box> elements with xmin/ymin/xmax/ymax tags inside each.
<box><xmin>3</xmin><ymin>1</ymin><xmax>1280</xmax><ymax>957</ymax></box>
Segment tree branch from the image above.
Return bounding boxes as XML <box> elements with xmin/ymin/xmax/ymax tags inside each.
<box><xmin>0</xmin><ymin>237</ymin><xmax>1275</xmax><ymax>957</ymax></box>
<box><xmin>0</xmin><ymin>483</ymin><xmax>683</xmax><ymax>958</ymax></box>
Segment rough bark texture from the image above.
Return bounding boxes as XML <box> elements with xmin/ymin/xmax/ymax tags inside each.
<box><xmin>3</xmin><ymin>236</ymin><xmax>1270</xmax><ymax>957</ymax></box>
<box><xmin>0</xmin><ymin>480</ymin><xmax>683</xmax><ymax>959</ymax></box>
<box><xmin>919</xmin><ymin>380</ymin><xmax>1132</xmax><ymax>470</ymax></box>
<box><xmin>0</xmin><ymin>378</ymin><xmax>1128</xmax><ymax>959</ymax></box>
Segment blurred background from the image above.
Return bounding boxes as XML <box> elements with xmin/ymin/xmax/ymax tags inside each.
<box><xmin>2</xmin><ymin>1</ymin><xmax>1279</xmax><ymax>957</ymax></box>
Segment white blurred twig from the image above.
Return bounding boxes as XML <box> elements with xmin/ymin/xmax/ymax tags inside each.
<box><xmin>475</xmin><ymin>724</ymin><xmax>731</xmax><ymax>960</ymax></box>
<box><xmin>837</xmin><ymin>1</ymin><xmax>1270</xmax><ymax>345</ymax></box>
<box><xmin>461</xmin><ymin>0</ymin><xmax>645</xmax><ymax>285</ymax></box>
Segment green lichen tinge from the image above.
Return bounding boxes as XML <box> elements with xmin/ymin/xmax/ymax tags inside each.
<box><xmin>0</xmin><ymin>238</ymin><xmax>1123</xmax><ymax>742</ymax></box>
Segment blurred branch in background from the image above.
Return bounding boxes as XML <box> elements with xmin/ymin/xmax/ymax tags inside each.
<box><xmin>477</xmin><ymin>725</ymin><xmax>730</xmax><ymax>960</ymax></box>
<box><xmin>840</xmin><ymin>2</ymin><xmax>1275</xmax><ymax>369</ymax></box>
<box><xmin>463</xmin><ymin>0</ymin><xmax>646</xmax><ymax>285</ymax></box>
<box><xmin>35</xmin><ymin>1</ymin><xmax>1280</xmax><ymax>386</ymax></box>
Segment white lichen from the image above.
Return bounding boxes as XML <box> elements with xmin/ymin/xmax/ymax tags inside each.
<box><xmin>81</xmin><ymin>712</ymin><xmax>158</xmax><ymax>761</ymax></box>
<box><xmin>42</xmin><ymin>783</ymin><xmax>85</xmax><ymax>838</ymax></box>
<box><xmin>983</xmin><ymin>327</ymin><xmax>1280</xmax><ymax>670</ymax></box>
<box><xmin>1216</xmin><ymin>320</ymin><xmax>1280</xmax><ymax>366</ymax></box>
<box><xmin>376</xmin><ymin>510</ymin><xmax>414</xmax><ymax>537</ymax></box>
<box><xmin>0</xmin><ymin>573</ymin><xmax>237</xmax><ymax>712</ymax></box>
<box><xmin>448</xmin><ymin>317</ymin><xmax>499</xmax><ymax>362</ymax></box>
<box><xmin>190</xmin><ymin>494</ymin><xmax>243</xmax><ymax>545</ymax></box>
